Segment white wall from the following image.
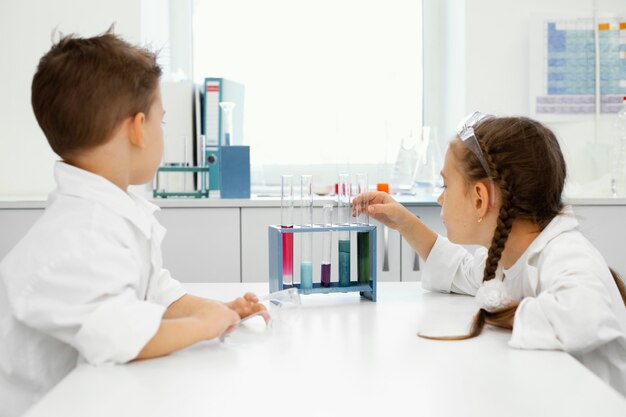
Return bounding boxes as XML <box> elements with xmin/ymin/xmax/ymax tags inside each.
<box><xmin>0</xmin><ymin>0</ymin><xmax>141</xmax><ymax>196</ymax></box>
<box><xmin>423</xmin><ymin>0</ymin><xmax>466</xmax><ymax>144</ymax></box>
<box><xmin>464</xmin><ymin>0</ymin><xmax>626</xmax><ymax>196</ymax></box>
<box><xmin>3</xmin><ymin>1</ymin><xmax>626</xmax><ymax>198</ymax></box>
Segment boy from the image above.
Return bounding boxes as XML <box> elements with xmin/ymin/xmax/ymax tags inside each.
<box><xmin>0</xmin><ymin>30</ymin><xmax>265</xmax><ymax>417</ymax></box>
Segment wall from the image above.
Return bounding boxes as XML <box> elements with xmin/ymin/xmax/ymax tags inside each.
<box><xmin>464</xmin><ymin>0</ymin><xmax>626</xmax><ymax>196</ymax></box>
<box><xmin>423</xmin><ymin>0</ymin><xmax>466</xmax><ymax>149</ymax></box>
<box><xmin>3</xmin><ymin>1</ymin><xmax>626</xmax><ymax>198</ymax></box>
<box><xmin>0</xmin><ymin>0</ymin><xmax>141</xmax><ymax>196</ymax></box>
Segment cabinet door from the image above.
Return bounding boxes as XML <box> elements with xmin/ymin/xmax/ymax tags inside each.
<box><xmin>573</xmin><ymin>205</ymin><xmax>626</xmax><ymax>278</ymax></box>
<box><xmin>241</xmin><ymin>207</ymin><xmax>279</xmax><ymax>282</ymax></box>
<box><xmin>401</xmin><ymin>206</ymin><xmax>446</xmax><ymax>281</ymax></box>
<box><xmin>0</xmin><ymin>209</ymin><xmax>44</xmax><ymax>261</ymax></box>
<box><xmin>155</xmin><ymin>208</ymin><xmax>240</xmax><ymax>283</ymax></box>
<box><xmin>373</xmin><ymin>219</ymin><xmax>402</xmax><ymax>282</ymax></box>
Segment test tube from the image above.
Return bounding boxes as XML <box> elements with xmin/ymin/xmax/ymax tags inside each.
<box><xmin>300</xmin><ymin>175</ymin><xmax>313</xmax><ymax>292</ymax></box>
<box><xmin>281</xmin><ymin>175</ymin><xmax>294</xmax><ymax>288</ymax></box>
<box><xmin>356</xmin><ymin>174</ymin><xmax>370</xmax><ymax>285</ymax></box>
<box><xmin>321</xmin><ymin>204</ymin><xmax>333</xmax><ymax>287</ymax></box>
<box><xmin>338</xmin><ymin>174</ymin><xmax>351</xmax><ymax>287</ymax></box>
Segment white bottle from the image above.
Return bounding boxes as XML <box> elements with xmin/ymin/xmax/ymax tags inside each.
<box><xmin>391</xmin><ymin>131</ymin><xmax>418</xmax><ymax>194</ymax></box>
<box><xmin>412</xmin><ymin>126</ymin><xmax>443</xmax><ymax>198</ymax></box>
<box><xmin>612</xmin><ymin>96</ymin><xmax>626</xmax><ymax>198</ymax></box>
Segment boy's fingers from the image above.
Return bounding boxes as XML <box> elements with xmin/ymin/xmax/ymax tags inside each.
<box><xmin>251</xmin><ymin>304</ymin><xmax>271</xmax><ymax>324</ymax></box>
<box><xmin>252</xmin><ymin>303</ymin><xmax>267</xmax><ymax>313</ymax></box>
<box><xmin>243</xmin><ymin>292</ymin><xmax>258</xmax><ymax>303</ymax></box>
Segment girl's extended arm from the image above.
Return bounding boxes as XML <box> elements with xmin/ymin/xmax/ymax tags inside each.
<box><xmin>353</xmin><ymin>191</ymin><xmax>438</xmax><ymax>260</ymax></box>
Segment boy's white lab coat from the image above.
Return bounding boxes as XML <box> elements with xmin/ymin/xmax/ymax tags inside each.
<box><xmin>421</xmin><ymin>207</ymin><xmax>626</xmax><ymax>396</ymax></box>
<box><xmin>0</xmin><ymin>162</ymin><xmax>187</xmax><ymax>417</ymax></box>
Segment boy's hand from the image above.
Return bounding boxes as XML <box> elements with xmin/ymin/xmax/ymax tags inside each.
<box><xmin>192</xmin><ymin>300</ymin><xmax>240</xmax><ymax>339</ymax></box>
<box><xmin>352</xmin><ymin>191</ymin><xmax>413</xmax><ymax>232</ymax></box>
<box><xmin>228</xmin><ymin>293</ymin><xmax>269</xmax><ymax>323</ymax></box>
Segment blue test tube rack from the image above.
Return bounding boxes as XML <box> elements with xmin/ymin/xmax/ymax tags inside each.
<box><xmin>268</xmin><ymin>224</ymin><xmax>377</xmax><ymax>301</ymax></box>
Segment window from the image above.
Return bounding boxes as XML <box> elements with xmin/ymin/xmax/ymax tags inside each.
<box><xmin>192</xmin><ymin>0</ymin><xmax>422</xmax><ymax>185</ymax></box>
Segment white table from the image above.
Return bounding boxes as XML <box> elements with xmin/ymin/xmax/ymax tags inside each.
<box><xmin>25</xmin><ymin>283</ymin><xmax>626</xmax><ymax>417</ymax></box>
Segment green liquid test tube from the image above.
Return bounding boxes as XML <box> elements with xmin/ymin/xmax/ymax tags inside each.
<box><xmin>356</xmin><ymin>173</ymin><xmax>370</xmax><ymax>285</ymax></box>
<box><xmin>338</xmin><ymin>174</ymin><xmax>351</xmax><ymax>287</ymax></box>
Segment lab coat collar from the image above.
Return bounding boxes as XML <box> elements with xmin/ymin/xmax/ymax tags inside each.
<box><xmin>524</xmin><ymin>205</ymin><xmax>578</xmax><ymax>256</ymax></box>
<box><xmin>51</xmin><ymin>161</ymin><xmax>159</xmax><ymax>238</ymax></box>
<box><xmin>504</xmin><ymin>206</ymin><xmax>578</xmax><ymax>277</ymax></box>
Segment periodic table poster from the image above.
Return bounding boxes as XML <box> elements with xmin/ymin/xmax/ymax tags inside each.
<box><xmin>530</xmin><ymin>16</ymin><xmax>626</xmax><ymax>116</ymax></box>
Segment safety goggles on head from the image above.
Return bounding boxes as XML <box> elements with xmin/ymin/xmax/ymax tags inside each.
<box><xmin>456</xmin><ymin>111</ymin><xmax>494</xmax><ymax>178</ymax></box>
<box><xmin>456</xmin><ymin>111</ymin><xmax>496</xmax><ymax>208</ymax></box>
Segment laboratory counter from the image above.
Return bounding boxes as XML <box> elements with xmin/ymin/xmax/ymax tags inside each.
<box><xmin>24</xmin><ymin>282</ymin><xmax>626</xmax><ymax>417</ymax></box>
<box><xmin>2</xmin><ymin>195</ymin><xmax>626</xmax><ymax>284</ymax></box>
<box><xmin>2</xmin><ymin>194</ymin><xmax>626</xmax><ymax>209</ymax></box>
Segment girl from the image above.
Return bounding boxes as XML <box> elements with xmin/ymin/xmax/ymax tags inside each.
<box><xmin>353</xmin><ymin>113</ymin><xmax>626</xmax><ymax>396</ymax></box>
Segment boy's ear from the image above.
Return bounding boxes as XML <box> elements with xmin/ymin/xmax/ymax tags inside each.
<box><xmin>128</xmin><ymin>112</ymin><xmax>146</xmax><ymax>149</ymax></box>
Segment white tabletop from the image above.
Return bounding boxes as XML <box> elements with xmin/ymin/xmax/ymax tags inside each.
<box><xmin>25</xmin><ymin>283</ymin><xmax>626</xmax><ymax>417</ymax></box>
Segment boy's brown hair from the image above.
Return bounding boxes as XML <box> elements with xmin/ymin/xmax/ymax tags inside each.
<box><xmin>31</xmin><ymin>28</ymin><xmax>162</xmax><ymax>157</ymax></box>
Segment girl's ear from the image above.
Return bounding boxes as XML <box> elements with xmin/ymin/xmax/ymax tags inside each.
<box><xmin>128</xmin><ymin>112</ymin><xmax>146</xmax><ymax>149</ymax></box>
<box><xmin>472</xmin><ymin>181</ymin><xmax>490</xmax><ymax>217</ymax></box>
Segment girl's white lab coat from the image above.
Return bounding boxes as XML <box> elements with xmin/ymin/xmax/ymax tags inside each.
<box><xmin>0</xmin><ymin>162</ymin><xmax>187</xmax><ymax>417</ymax></box>
<box><xmin>421</xmin><ymin>207</ymin><xmax>626</xmax><ymax>396</ymax></box>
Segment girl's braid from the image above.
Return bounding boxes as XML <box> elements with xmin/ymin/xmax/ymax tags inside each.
<box><xmin>477</xmin><ymin>139</ymin><xmax>516</xmax><ymax>282</ymax></box>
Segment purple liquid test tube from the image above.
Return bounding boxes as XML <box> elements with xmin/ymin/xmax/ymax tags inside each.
<box><xmin>321</xmin><ymin>204</ymin><xmax>333</xmax><ymax>287</ymax></box>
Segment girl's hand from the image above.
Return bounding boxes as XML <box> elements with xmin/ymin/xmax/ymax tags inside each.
<box><xmin>228</xmin><ymin>293</ymin><xmax>269</xmax><ymax>323</ymax></box>
<box><xmin>352</xmin><ymin>191</ymin><xmax>414</xmax><ymax>232</ymax></box>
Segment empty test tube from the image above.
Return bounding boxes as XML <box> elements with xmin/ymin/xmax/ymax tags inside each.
<box><xmin>281</xmin><ymin>175</ymin><xmax>294</xmax><ymax>288</ymax></box>
<box><xmin>321</xmin><ymin>204</ymin><xmax>333</xmax><ymax>287</ymax></box>
<box><xmin>300</xmin><ymin>175</ymin><xmax>313</xmax><ymax>291</ymax></box>
<box><xmin>338</xmin><ymin>174</ymin><xmax>351</xmax><ymax>287</ymax></box>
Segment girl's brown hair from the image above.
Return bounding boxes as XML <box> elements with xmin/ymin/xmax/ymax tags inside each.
<box><xmin>31</xmin><ymin>28</ymin><xmax>162</xmax><ymax>157</ymax></box>
<box><xmin>420</xmin><ymin>116</ymin><xmax>626</xmax><ymax>341</ymax></box>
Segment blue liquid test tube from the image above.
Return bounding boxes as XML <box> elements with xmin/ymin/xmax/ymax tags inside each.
<box><xmin>338</xmin><ymin>174</ymin><xmax>351</xmax><ymax>287</ymax></box>
<box><xmin>281</xmin><ymin>175</ymin><xmax>294</xmax><ymax>288</ymax></box>
<box><xmin>321</xmin><ymin>204</ymin><xmax>333</xmax><ymax>287</ymax></box>
<box><xmin>300</xmin><ymin>175</ymin><xmax>313</xmax><ymax>292</ymax></box>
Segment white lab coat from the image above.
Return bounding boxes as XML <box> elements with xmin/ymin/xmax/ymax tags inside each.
<box><xmin>421</xmin><ymin>206</ymin><xmax>626</xmax><ymax>396</ymax></box>
<box><xmin>0</xmin><ymin>162</ymin><xmax>187</xmax><ymax>417</ymax></box>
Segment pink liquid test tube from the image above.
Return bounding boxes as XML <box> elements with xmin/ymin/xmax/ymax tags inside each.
<box><xmin>281</xmin><ymin>175</ymin><xmax>294</xmax><ymax>287</ymax></box>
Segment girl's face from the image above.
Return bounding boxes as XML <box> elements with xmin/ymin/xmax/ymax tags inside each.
<box><xmin>437</xmin><ymin>145</ymin><xmax>487</xmax><ymax>245</ymax></box>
